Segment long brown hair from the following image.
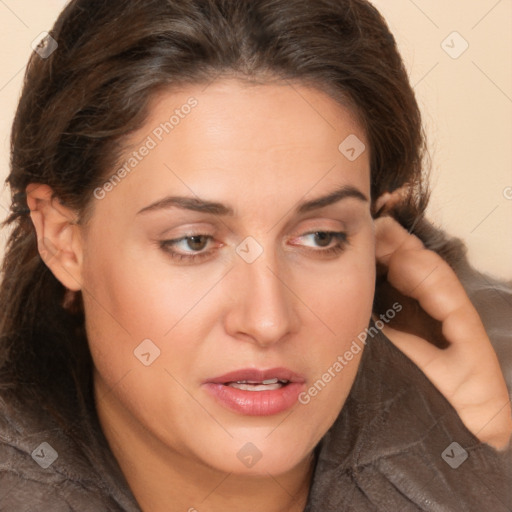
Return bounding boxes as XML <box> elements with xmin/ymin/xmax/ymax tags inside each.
<box><xmin>1</xmin><ymin>0</ymin><xmax>429</xmax><ymax>430</ymax></box>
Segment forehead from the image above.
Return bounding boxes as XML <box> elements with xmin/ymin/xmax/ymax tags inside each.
<box><xmin>141</xmin><ymin>78</ymin><xmax>367</xmax><ymax>153</ymax></box>
<box><xmin>93</xmin><ymin>79</ymin><xmax>370</xmax><ymax>217</ymax></box>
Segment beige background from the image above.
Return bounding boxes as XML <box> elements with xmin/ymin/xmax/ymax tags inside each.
<box><xmin>0</xmin><ymin>0</ymin><xmax>511</xmax><ymax>279</ymax></box>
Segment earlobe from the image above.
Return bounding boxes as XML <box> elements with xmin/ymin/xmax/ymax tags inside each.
<box><xmin>26</xmin><ymin>184</ymin><xmax>83</xmax><ymax>292</ymax></box>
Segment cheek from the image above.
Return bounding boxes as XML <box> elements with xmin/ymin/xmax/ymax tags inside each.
<box><xmin>292</xmin><ymin>243</ymin><xmax>375</xmax><ymax>414</ymax></box>
<box><xmin>80</xmin><ymin>238</ymin><xmax>230</xmax><ymax>392</ymax></box>
<box><xmin>82</xmin><ymin>241</ymin><xmax>212</xmax><ymax>337</ymax></box>
<box><xmin>80</xmin><ymin>240</ymin><xmax>172</xmax><ymax>383</ymax></box>
<box><xmin>300</xmin><ymin>243</ymin><xmax>376</xmax><ymax>336</ymax></box>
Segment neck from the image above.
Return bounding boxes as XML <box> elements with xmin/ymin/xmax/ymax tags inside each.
<box><xmin>94</xmin><ymin>377</ymin><xmax>315</xmax><ymax>512</ymax></box>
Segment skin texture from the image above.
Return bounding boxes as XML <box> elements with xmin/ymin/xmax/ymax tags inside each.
<box><xmin>26</xmin><ymin>80</ymin><xmax>511</xmax><ymax>511</ymax></box>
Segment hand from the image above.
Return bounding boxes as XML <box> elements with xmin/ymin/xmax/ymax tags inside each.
<box><xmin>375</xmin><ymin>216</ymin><xmax>512</xmax><ymax>451</ymax></box>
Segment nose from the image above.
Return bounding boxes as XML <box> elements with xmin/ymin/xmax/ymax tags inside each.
<box><xmin>223</xmin><ymin>254</ymin><xmax>299</xmax><ymax>348</ymax></box>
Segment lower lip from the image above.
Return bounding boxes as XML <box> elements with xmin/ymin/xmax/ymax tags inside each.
<box><xmin>203</xmin><ymin>382</ymin><xmax>304</xmax><ymax>416</ymax></box>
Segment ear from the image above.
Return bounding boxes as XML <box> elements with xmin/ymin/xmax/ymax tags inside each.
<box><xmin>26</xmin><ymin>184</ymin><xmax>83</xmax><ymax>291</ymax></box>
<box><xmin>374</xmin><ymin>185</ymin><xmax>409</xmax><ymax>217</ymax></box>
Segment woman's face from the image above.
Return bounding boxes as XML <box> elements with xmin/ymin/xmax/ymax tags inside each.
<box><xmin>81</xmin><ymin>79</ymin><xmax>375</xmax><ymax>477</ymax></box>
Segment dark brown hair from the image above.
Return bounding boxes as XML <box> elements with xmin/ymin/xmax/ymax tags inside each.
<box><xmin>1</xmin><ymin>0</ymin><xmax>429</xmax><ymax>428</ymax></box>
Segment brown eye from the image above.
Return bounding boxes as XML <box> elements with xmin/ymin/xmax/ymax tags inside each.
<box><xmin>186</xmin><ymin>235</ymin><xmax>209</xmax><ymax>251</ymax></box>
<box><xmin>313</xmin><ymin>232</ymin><xmax>334</xmax><ymax>247</ymax></box>
<box><xmin>159</xmin><ymin>234</ymin><xmax>219</xmax><ymax>264</ymax></box>
<box><xmin>288</xmin><ymin>231</ymin><xmax>348</xmax><ymax>259</ymax></box>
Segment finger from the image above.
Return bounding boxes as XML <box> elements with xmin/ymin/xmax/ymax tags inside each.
<box><xmin>375</xmin><ymin>216</ymin><xmax>423</xmax><ymax>265</ymax></box>
<box><xmin>375</xmin><ymin>217</ymin><xmax>488</xmax><ymax>350</ymax></box>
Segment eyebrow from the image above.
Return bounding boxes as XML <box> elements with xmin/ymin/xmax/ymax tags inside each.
<box><xmin>136</xmin><ymin>185</ymin><xmax>368</xmax><ymax>216</ymax></box>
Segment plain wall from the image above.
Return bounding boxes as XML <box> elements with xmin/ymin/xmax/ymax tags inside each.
<box><xmin>0</xmin><ymin>0</ymin><xmax>511</xmax><ymax>279</ymax></box>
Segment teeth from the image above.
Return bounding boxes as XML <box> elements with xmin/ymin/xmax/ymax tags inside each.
<box><xmin>228</xmin><ymin>380</ymin><xmax>285</xmax><ymax>391</ymax></box>
<box><xmin>233</xmin><ymin>378</ymin><xmax>288</xmax><ymax>385</ymax></box>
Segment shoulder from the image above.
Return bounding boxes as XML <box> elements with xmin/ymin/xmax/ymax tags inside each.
<box><xmin>0</xmin><ymin>388</ymin><xmax>140</xmax><ymax>511</ymax></box>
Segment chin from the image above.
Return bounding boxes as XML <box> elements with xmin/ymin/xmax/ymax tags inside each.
<box><xmin>190</xmin><ymin>428</ymin><xmax>316</xmax><ymax>478</ymax></box>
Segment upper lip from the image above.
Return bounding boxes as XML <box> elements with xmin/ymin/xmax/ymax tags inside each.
<box><xmin>205</xmin><ymin>367</ymin><xmax>306</xmax><ymax>385</ymax></box>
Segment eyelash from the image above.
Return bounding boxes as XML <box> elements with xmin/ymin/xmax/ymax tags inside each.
<box><xmin>159</xmin><ymin>231</ymin><xmax>348</xmax><ymax>264</ymax></box>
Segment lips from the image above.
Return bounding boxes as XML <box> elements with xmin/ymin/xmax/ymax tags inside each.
<box><xmin>203</xmin><ymin>367</ymin><xmax>306</xmax><ymax>416</ymax></box>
